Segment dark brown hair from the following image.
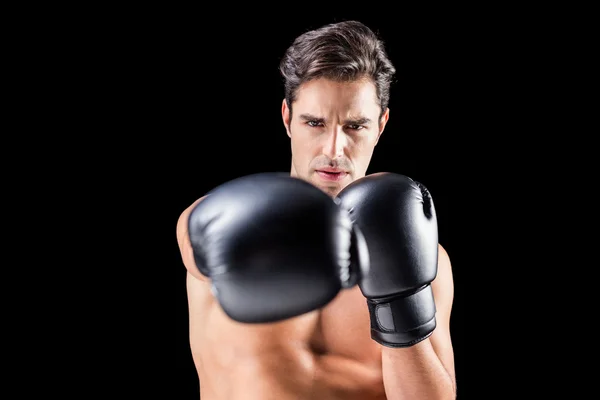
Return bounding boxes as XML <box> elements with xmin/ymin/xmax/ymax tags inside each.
<box><xmin>279</xmin><ymin>20</ymin><xmax>396</xmax><ymax>119</ymax></box>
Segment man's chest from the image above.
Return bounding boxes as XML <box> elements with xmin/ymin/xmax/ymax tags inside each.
<box><xmin>317</xmin><ymin>286</ymin><xmax>381</xmax><ymax>365</ymax></box>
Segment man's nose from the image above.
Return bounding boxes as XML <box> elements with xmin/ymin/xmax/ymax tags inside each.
<box><xmin>323</xmin><ymin>127</ymin><xmax>347</xmax><ymax>159</ymax></box>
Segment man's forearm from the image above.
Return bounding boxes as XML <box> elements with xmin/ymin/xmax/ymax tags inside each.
<box><xmin>381</xmin><ymin>339</ymin><xmax>455</xmax><ymax>400</ymax></box>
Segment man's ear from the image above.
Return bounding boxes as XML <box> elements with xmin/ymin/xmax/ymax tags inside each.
<box><xmin>375</xmin><ymin>107</ymin><xmax>390</xmax><ymax>145</ymax></box>
<box><xmin>282</xmin><ymin>99</ymin><xmax>292</xmax><ymax>138</ymax></box>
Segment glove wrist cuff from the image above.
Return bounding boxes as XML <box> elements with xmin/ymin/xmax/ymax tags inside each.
<box><xmin>366</xmin><ymin>285</ymin><xmax>437</xmax><ymax>348</ymax></box>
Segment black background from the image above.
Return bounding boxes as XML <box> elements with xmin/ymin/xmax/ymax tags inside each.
<box><xmin>12</xmin><ymin>2</ymin><xmax>585</xmax><ymax>397</ymax></box>
<box><xmin>96</xmin><ymin>6</ymin><xmax>559</xmax><ymax>399</ymax></box>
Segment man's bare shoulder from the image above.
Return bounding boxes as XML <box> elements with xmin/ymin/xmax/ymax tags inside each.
<box><xmin>434</xmin><ymin>243</ymin><xmax>454</xmax><ymax>296</ymax></box>
<box><xmin>437</xmin><ymin>244</ymin><xmax>452</xmax><ymax>272</ymax></box>
<box><xmin>176</xmin><ymin>196</ymin><xmax>208</xmax><ymax>281</ymax></box>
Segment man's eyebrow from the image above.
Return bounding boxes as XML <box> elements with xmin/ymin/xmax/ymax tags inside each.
<box><xmin>298</xmin><ymin>113</ymin><xmax>372</xmax><ymax>125</ymax></box>
<box><xmin>299</xmin><ymin>113</ymin><xmax>324</xmax><ymax>122</ymax></box>
<box><xmin>343</xmin><ymin>117</ymin><xmax>372</xmax><ymax>125</ymax></box>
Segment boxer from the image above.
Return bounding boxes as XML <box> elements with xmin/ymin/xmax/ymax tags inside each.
<box><xmin>177</xmin><ymin>20</ymin><xmax>456</xmax><ymax>400</ymax></box>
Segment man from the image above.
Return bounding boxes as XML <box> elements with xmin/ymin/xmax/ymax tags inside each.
<box><xmin>177</xmin><ymin>20</ymin><xmax>456</xmax><ymax>399</ymax></box>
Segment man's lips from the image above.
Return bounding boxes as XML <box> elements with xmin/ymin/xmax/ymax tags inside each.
<box><xmin>316</xmin><ymin>168</ymin><xmax>348</xmax><ymax>182</ymax></box>
<box><xmin>318</xmin><ymin>167</ymin><xmax>346</xmax><ymax>173</ymax></box>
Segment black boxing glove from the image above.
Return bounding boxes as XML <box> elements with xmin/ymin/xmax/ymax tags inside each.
<box><xmin>337</xmin><ymin>172</ymin><xmax>438</xmax><ymax>347</ymax></box>
<box><xmin>188</xmin><ymin>173</ymin><xmax>369</xmax><ymax>324</ymax></box>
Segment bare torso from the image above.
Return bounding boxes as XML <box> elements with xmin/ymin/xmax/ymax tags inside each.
<box><xmin>186</xmin><ymin>273</ymin><xmax>387</xmax><ymax>400</ymax></box>
<box><xmin>179</xmin><ymin>193</ymin><xmax>456</xmax><ymax>399</ymax></box>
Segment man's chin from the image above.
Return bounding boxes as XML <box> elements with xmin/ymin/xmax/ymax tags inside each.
<box><xmin>311</xmin><ymin>176</ymin><xmax>353</xmax><ymax>197</ymax></box>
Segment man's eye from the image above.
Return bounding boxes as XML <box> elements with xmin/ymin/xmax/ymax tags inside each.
<box><xmin>347</xmin><ymin>125</ymin><xmax>363</xmax><ymax>130</ymax></box>
<box><xmin>307</xmin><ymin>120</ymin><xmax>323</xmax><ymax>127</ymax></box>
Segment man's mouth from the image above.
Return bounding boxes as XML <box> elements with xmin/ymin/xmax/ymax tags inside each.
<box><xmin>316</xmin><ymin>169</ymin><xmax>348</xmax><ymax>182</ymax></box>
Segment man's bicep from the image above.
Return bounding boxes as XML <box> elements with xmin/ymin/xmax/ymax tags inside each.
<box><xmin>430</xmin><ymin>244</ymin><xmax>456</xmax><ymax>383</ymax></box>
<box><xmin>176</xmin><ymin>196</ymin><xmax>208</xmax><ymax>282</ymax></box>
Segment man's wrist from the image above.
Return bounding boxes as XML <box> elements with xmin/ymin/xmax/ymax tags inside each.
<box><xmin>366</xmin><ymin>286</ymin><xmax>437</xmax><ymax>347</ymax></box>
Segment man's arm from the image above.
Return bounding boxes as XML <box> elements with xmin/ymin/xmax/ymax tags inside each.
<box><xmin>382</xmin><ymin>244</ymin><xmax>456</xmax><ymax>399</ymax></box>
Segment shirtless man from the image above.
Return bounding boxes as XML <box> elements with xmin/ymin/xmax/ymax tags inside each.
<box><xmin>176</xmin><ymin>20</ymin><xmax>457</xmax><ymax>399</ymax></box>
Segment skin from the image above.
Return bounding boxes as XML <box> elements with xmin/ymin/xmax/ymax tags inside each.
<box><xmin>177</xmin><ymin>77</ymin><xmax>456</xmax><ymax>399</ymax></box>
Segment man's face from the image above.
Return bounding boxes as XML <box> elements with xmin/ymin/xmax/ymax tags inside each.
<box><xmin>282</xmin><ymin>77</ymin><xmax>389</xmax><ymax>197</ymax></box>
